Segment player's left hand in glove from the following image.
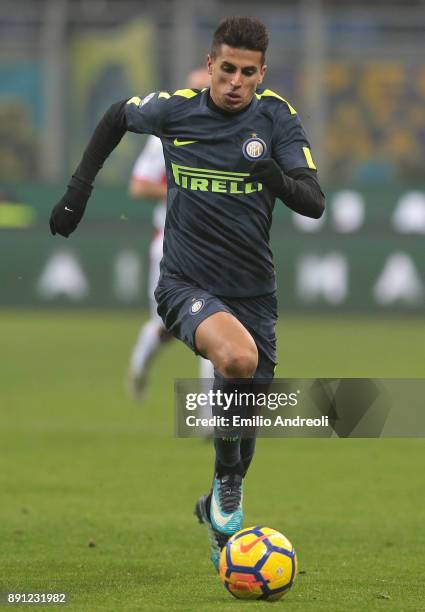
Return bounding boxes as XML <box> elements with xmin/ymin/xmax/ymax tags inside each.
<box><xmin>246</xmin><ymin>159</ymin><xmax>286</xmax><ymax>196</ymax></box>
<box><xmin>49</xmin><ymin>178</ymin><xmax>92</xmax><ymax>237</ymax></box>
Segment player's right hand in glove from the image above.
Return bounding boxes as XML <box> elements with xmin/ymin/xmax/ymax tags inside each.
<box><xmin>49</xmin><ymin>177</ymin><xmax>92</xmax><ymax>238</ymax></box>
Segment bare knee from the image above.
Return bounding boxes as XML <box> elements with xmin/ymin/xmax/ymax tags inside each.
<box><xmin>194</xmin><ymin>311</ymin><xmax>258</xmax><ymax>377</ymax></box>
<box><xmin>218</xmin><ymin>344</ymin><xmax>258</xmax><ymax>378</ymax></box>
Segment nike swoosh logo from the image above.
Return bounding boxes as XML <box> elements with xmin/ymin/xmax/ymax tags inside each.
<box><xmin>64</xmin><ymin>206</ymin><xmax>74</xmax><ymax>212</ymax></box>
<box><xmin>240</xmin><ymin>534</ymin><xmax>269</xmax><ymax>554</ymax></box>
<box><xmin>210</xmin><ymin>492</ymin><xmax>233</xmax><ymax>528</ymax></box>
<box><xmin>173</xmin><ymin>138</ymin><xmax>197</xmax><ymax>146</ymax></box>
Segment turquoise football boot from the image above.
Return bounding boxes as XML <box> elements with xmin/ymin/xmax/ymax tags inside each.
<box><xmin>209</xmin><ymin>473</ymin><xmax>243</xmax><ymax>536</ymax></box>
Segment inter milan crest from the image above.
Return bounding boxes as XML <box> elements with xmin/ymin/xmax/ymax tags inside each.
<box><xmin>190</xmin><ymin>298</ymin><xmax>205</xmax><ymax>315</ymax></box>
<box><xmin>242</xmin><ymin>134</ymin><xmax>267</xmax><ymax>161</ymax></box>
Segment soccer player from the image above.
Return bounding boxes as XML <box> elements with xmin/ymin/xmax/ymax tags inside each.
<box><xmin>127</xmin><ymin>68</ymin><xmax>214</xmax><ymax>400</ymax></box>
<box><xmin>49</xmin><ymin>17</ymin><xmax>325</xmax><ymax>571</ymax></box>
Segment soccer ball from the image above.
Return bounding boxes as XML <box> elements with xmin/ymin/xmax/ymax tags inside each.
<box><xmin>219</xmin><ymin>526</ymin><xmax>297</xmax><ymax>601</ymax></box>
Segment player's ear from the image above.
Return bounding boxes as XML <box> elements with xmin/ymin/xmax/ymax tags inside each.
<box><xmin>258</xmin><ymin>64</ymin><xmax>267</xmax><ymax>84</ymax></box>
<box><xmin>207</xmin><ymin>54</ymin><xmax>213</xmax><ymax>75</ymax></box>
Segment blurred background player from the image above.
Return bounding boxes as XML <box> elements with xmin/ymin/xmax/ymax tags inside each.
<box><xmin>127</xmin><ymin>68</ymin><xmax>214</xmax><ymax>401</ymax></box>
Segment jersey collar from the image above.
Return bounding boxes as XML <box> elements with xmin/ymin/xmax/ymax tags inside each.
<box><xmin>201</xmin><ymin>88</ymin><xmax>259</xmax><ymax>119</ymax></box>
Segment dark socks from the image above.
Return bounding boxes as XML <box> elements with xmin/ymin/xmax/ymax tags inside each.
<box><xmin>212</xmin><ymin>376</ymin><xmax>252</xmax><ymax>474</ymax></box>
<box><xmin>240</xmin><ymin>437</ymin><xmax>256</xmax><ymax>476</ymax></box>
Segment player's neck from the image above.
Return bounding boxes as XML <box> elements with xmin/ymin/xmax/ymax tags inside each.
<box><xmin>207</xmin><ymin>91</ymin><xmax>253</xmax><ymax>117</ymax></box>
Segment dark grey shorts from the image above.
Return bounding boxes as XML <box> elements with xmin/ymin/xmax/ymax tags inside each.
<box><xmin>154</xmin><ymin>272</ymin><xmax>277</xmax><ymax>379</ymax></box>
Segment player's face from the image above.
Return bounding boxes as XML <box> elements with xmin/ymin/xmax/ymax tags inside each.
<box><xmin>207</xmin><ymin>45</ymin><xmax>266</xmax><ymax>112</ymax></box>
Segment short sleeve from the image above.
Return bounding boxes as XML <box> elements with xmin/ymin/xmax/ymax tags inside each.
<box><xmin>131</xmin><ymin>135</ymin><xmax>166</xmax><ymax>182</ymax></box>
<box><xmin>272</xmin><ymin>106</ymin><xmax>317</xmax><ymax>173</ymax></box>
<box><xmin>125</xmin><ymin>92</ymin><xmax>169</xmax><ymax>137</ymax></box>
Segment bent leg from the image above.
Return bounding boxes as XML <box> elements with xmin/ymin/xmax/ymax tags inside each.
<box><xmin>195</xmin><ymin>311</ymin><xmax>258</xmax><ymax>378</ymax></box>
<box><xmin>195</xmin><ymin>312</ymin><xmax>258</xmax><ymax>475</ymax></box>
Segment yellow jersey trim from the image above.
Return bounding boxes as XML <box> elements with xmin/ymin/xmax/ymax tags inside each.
<box><xmin>173</xmin><ymin>88</ymin><xmax>198</xmax><ymax>99</ymax></box>
<box><xmin>302</xmin><ymin>146</ymin><xmax>317</xmax><ymax>170</ymax></box>
<box><xmin>256</xmin><ymin>89</ymin><xmax>297</xmax><ymax>115</ymax></box>
<box><xmin>126</xmin><ymin>96</ymin><xmax>142</xmax><ymax>106</ymax></box>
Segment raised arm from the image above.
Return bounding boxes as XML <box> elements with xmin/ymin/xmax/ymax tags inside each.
<box><xmin>49</xmin><ymin>92</ymin><xmax>168</xmax><ymax>237</ymax></box>
<box><xmin>49</xmin><ymin>100</ymin><xmax>129</xmax><ymax>237</ymax></box>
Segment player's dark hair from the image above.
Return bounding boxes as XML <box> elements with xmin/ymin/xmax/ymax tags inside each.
<box><xmin>211</xmin><ymin>17</ymin><xmax>269</xmax><ymax>63</ymax></box>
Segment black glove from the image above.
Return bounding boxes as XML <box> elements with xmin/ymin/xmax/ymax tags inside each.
<box><xmin>246</xmin><ymin>158</ymin><xmax>286</xmax><ymax>196</ymax></box>
<box><xmin>49</xmin><ymin>177</ymin><xmax>92</xmax><ymax>237</ymax></box>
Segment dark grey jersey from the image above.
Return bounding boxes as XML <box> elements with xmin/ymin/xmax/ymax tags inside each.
<box><xmin>125</xmin><ymin>88</ymin><xmax>317</xmax><ymax>297</ymax></box>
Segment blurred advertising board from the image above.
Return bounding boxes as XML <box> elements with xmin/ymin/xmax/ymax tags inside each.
<box><xmin>0</xmin><ymin>183</ymin><xmax>424</xmax><ymax>312</ymax></box>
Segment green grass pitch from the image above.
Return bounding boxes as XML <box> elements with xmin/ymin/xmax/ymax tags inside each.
<box><xmin>1</xmin><ymin>312</ymin><xmax>424</xmax><ymax>611</ymax></box>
